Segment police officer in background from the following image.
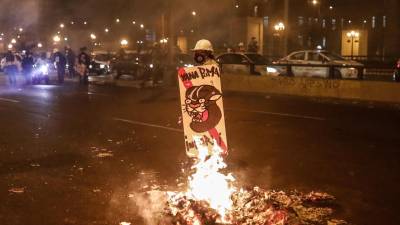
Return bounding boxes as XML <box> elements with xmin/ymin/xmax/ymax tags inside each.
<box><xmin>52</xmin><ymin>49</ymin><xmax>67</xmax><ymax>84</ymax></box>
<box><xmin>21</xmin><ymin>51</ymin><xmax>35</xmax><ymax>85</ymax></box>
<box><xmin>192</xmin><ymin>39</ymin><xmax>217</xmax><ymax>66</ymax></box>
<box><xmin>65</xmin><ymin>46</ymin><xmax>76</xmax><ymax>78</ymax></box>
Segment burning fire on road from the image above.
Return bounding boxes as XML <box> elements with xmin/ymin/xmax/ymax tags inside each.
<box><xmin>159</xmin><ymin>139</ymin><xmax>348</xmax><ymax>225</ymax></box>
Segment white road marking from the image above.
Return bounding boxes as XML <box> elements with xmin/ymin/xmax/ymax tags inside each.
<box><xmin>226</xmin><ymin>108</ymin><xmax>326</xmax><ymax>121</ymax></box>
<box><xmin>113</xmin><ymin>118</ymin><xmax>183</xmax><ymax>133</ymax></box>
<box><xmin>0</xmin><ymin>97</ymin><xmax>20</xmax><ymax>103</ymax></box>
<box><xmin>87</xmin><ymin>92</ymin><xmax>110</xmax><ymax>96</ymax></box>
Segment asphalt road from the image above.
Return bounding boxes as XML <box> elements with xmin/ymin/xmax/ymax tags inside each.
<box><xmin>0</xmin><ymin>82</ymin><xmax>399</xmax><ymax>225</ymax></box>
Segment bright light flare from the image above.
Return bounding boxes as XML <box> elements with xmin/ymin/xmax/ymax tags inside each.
<box><xmin>90</xmin><ymin>33</ymin><xmax>96</xmax><ymax>40</ymax></box>
<box><xmin>53</xmin><ymin>35</ymin><xmax>61</xmax><ymax>42</ymax></box>
<box><xmin>121</xmin><ymin>39</ymin><xmax>128</xmax><ymax>45</ymax></box>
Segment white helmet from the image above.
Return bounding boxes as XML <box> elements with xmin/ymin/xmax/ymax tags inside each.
<box><xmin>192</xmin><ymin>39</ymin><xmax>213</xmax><ymax>52</ymax></box>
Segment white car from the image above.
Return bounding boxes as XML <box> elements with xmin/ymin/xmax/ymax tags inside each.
<box><xmin>216</xmin><ymin>53</ymin><xmax>277</xmax><ymax>76</ymax></box>
<box><xmin>273</xmin><ymin>50</ymin><xmax>364</xmax><ymax>79</ymax></box>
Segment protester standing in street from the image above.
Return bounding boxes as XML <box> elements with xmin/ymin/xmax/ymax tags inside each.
<box><xmin>77</xmin><ymin>47</ymin><xmax>91</xmax><ymax>85</ymax></box>
<box><xmin>52</xmin><ymin>49</ymin><xmax>67</xmax><ymax>84</ymax></box>
<box><xmin>2</xmin><ymin>50</ymin><xmax>20</xmax><ymax>87</ymax></box>
<box><xmin>21</xmin><ymin>51</ymin><xmax>35</xmax><ymax>85</ymax></box>
<box><xmin>65</xmin><ymin>46</ymin><xmax>76</xmax><ymax>78</ymax></box>
<box><xmin>192</xmin><ymin>39</ymin><xmax>217</xmax><ymax>66</ymax></box>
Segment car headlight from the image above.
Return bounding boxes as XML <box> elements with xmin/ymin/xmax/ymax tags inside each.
<box><xmin>99</xmin><ymin>64</ymin><xmax>105</xmax><ymax>69</ymax></box>
<box><xmin>267</xmin><ymin>67</ymin><xmax>278</xmax><ymax>73</ymax></box>
<box><xmin>40</xmin><ymin>64</ymin><xmax>49</xmax><ymax>74</ymax></box>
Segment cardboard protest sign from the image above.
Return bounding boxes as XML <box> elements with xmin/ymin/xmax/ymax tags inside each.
<box><xmin>178</xmin><ymin>65</ymin><xmax>228</xmax><ymax>157</ymax></box>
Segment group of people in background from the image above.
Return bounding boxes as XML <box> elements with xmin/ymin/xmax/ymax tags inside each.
<box><xmin>0</xmin><ymin>46</ymin><xmax>91</xmax><ymax>87</ymax></box>
<box><xmin>226</xmin><ymin>37</ymin><xmax>260</xmax><ymax>54</ymax></box>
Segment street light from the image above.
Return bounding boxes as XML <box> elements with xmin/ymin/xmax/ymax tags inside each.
<box><xmin>53</xmin><ymin>35</ymin><xmax>61</xmax><ymax>43</ymax></box>
<box><xmin>311</xmin><ymin>0</ymin><xmax>318</xmax><ymax>5</ymax></box>
<box><xmin>37</xmin><ymin>43</ymin><xmax>43</xmax><ymax>48</ymax></box>
<box><xmin>140</xmin><ymin>24</ymin><xmax>144</xmax><ymax>29</ymax></box>
<box><xmin>18</xmin><ymin>28</ymin><xmax>23</xmax><ymax>32</ymax></box>
<box><xmin>132</xmin><ymin>21</ymin><xmax>136</xmax><ymax>25</ymax></box>
<box><xmin>105</xmin><ymin>28</ymin><xmax>109</xmax><ymax>33</ymax></box>
<box><xmin>346</xmin><ymin>30</ymin><xmax>360</xmax><ymax>58</ymax></box>
<box><xmin>90</xmin><ymin>33</ymin><xmax>96</xmax><ymax>40</ymax></box>
<box><xmin>120</xmin><ymin>39</ymin><xmax>128</xmax><ymax>47</ymax></box>
<box><xmin>8</xmin><ymin>44</ymin><xmax>13</xmax><ymax>49</ymax></box>
<box><xmin>11</xmin><ymin>38</ymin><xmax>17</xmax><ymax>44</ymax></box>
<box><xmin>60</xmin><ymin>23</ymin><xmax>65</xmax><ymax>28</ymax></box>
<box><xmin>192</xmin><ymin>11</ymin><xmax>197</xmax><ymax>16</ymax></box>
<box><xmin>274</xmin><ymin>22</ymin><xmax>285</xmax><ymax>31</ymax></box>
<box><xmin>116</xmin><ymin>18</ymin><xmax>120</xmax><ymax>23</ymax></box>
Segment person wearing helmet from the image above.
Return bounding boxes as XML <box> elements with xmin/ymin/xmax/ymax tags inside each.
<box><xmin>192</xmin><ymin>39</ymin><xmax>217</xmax><ymax>66</ymax></box>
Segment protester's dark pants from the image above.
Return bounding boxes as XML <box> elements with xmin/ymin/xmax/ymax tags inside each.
<box><xmin>68</xmin><ymin>67</ymin><xmax>75</xmax><ymax>78</ymax></box>
<box><xmin>57</xmin><ymin>67</ymin><xmax>65</xmax><ymax>83</ymax></box>
<box><xmin>79</xmin><ymin>74</ymin><xmax>89</xmax><ymax>85</ymax></box>
<box><xmin>24</xmin><ymin>70</ymin><xmax>32</xmax><ymax>84</ymax></box>
<box><xmin>5</xmin><ymin>66</ymin><xmax>17</xmax><ymax>87</ymax></box>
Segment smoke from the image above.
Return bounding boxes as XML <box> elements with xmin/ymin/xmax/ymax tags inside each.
<box><xmin>130</xmin><ymin>191</ymin><xmax>169</xmax><ymax>225</ymax></box>
<box><xmin>0</xmin><ymin>0</ymin><xmax>40</xmax><ymax>29</ymax></box>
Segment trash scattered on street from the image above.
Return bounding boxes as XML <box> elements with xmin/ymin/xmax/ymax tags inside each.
<box><xmin>164</xmin><ymin>187</ymin><xmax>347</xmax><ymax>225</ymax></box>
<box><xmin>119</xmin><ymin>222</ymin><xmax>131</xmax><ymax>225</ymax></box>
<box><xmin>96</xmin><ymin>152</ymin><xmax>114</xmax><ymax>158</ymax></box>
<box><xmin>8</xmin><ymin>187</ymin><xmax>25</xmax><ymax>194</ymax></box>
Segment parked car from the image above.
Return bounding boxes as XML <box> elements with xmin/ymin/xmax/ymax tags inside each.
<box><xmin>111</xmin><ymin>53</ymin><xmax>146</xmax><ymax>79</ymax></box>
<box><xmin>394</xmin><ymin>58</ymin><xmax>400</xmax><ymax>82</ymax></box>
<box><xmin>89</xmin><ymin>52</ymin><xmax>113</xmax><ymax>75</ymax></box>
<box><xmin>216</xmin><ymin>53</ymin><xmax>275</xmax><ymax>75</ymax></box>
<box><xmin>272</xmin><ymin>50</ymin><xmax>364</xmax><ymax>79</ymax></box>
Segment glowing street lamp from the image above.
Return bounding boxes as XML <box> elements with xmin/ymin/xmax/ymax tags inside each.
<box><xmin>53</xmin><ymin>35</ymin><xmax>61</xmax><ymax>43</ymax></box>
<box><xmin>192</xmin><ymin>11</ymin><xmax>197</xmax><ymax>16</ymax></box>
<box><xmin>90</xmin><ymin>33</ymin><xmax>97</xmax><ymax>40</ymax></box>
<box><xmin>105</xmin><ymin>28</ymin><xmax>109</xmax><ymax>33</ymax></box>
<box><xmin>132</xmin><ymin>21</ymin><xmax>136</xmax><ymax>25</ymax></box>
<box><xmin>116</xmin><ymin>18</ymin><xmax>120</xmax><ymax>23</ymax></box>
<box><xmin>60</xmin><ymin>23</ymin><xmax>65</xmax><ymax>28</ymax></box>
<box><xmin>311</xmin><ymin>0</ymin><xmax>318</xmax><ymax>5</ymax></box>
<box><xmin>120</xmin><ymin>39</ymin><xmax>128</xmax><ymax>47</ymax></box>
<box><xmin>18</xmin><ymin>27</ymin><xmax>23</xmax><ymax>32</ymax></box>
<box><xmin>64</xmin><ymin>37</ymin><xmax>68</xmax><ymax>41</ymax></box>
<box><xmin>274</xmin><ymin>22</ymin><xmax>285</xmax><ymax>31</ymax></box>
<box><xmin>83</xmin><ymin>21</ymin><xmax>87</xmax><ymax>25</ymax></box>
<box><xmin>8</xmin><ymin>44</ymin><xmax>13</xmax><ymax>49</ymax></box>
<box><xmin>11</xmin><ymin>38</ymin><xmax>17</xmax><ymax>44</ymax></box>
<box><xmin>37</xmin><ymin>43</ymin><xmax>43</xmax><ymax>48</ymax></box>
<box><xmin>140</xmin><ymin>24</ymin><xmax>144</xmax><ymax>29</ymax></box>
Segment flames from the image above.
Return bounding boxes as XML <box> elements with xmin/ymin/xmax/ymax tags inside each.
<box><xmin>187</xmin><ymin>137</ymin><xmax>236</xmax><ymax>221</ymax></box>
<box><xmin>167</xmin><ymin>136</ymin><xmax>236</xmax><ymax>223</ymax></box>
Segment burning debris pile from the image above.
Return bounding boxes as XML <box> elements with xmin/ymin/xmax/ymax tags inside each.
<box><xmin>164</xmin><ymin>187</ymin><xmax>348</xmax><ymax>225</ymax></box>
<box><xmin>158</xmin><ymin>138</ymin><xmax>348</xmax><ymax>225</ymax></box>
